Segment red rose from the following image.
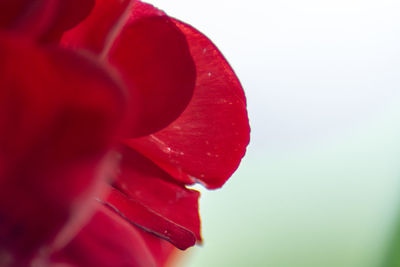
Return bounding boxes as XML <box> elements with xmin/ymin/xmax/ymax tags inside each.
<box><xmin>0</xmin><ymin>1</ymin><xmax>250</xmax><ymax>266</ymax></box>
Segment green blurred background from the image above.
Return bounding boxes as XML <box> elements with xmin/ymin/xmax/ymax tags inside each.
<box><xmin>152</xmin><ymin>1</ymin><xmax>400</xmax><ymax>266</ymax></box>
<box><xmin>186</xmin><ymin>105</ymin><xmax>400</xmax><ymax>267</ymax></box>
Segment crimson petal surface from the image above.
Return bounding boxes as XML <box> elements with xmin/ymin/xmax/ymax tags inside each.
<box><xmin>108</xmin><ymin>15</ymin><xmax>196</xmax><ymax>137</ymax></box>
<box><xmin>125</xmin><ymin>18</ymin><xmax>250</xmax><ymax>189</ymax></box>
<box><xmin>104</xmin><ymin>148</ymin><xmax>201</xmax><ymax>250</ymax></box>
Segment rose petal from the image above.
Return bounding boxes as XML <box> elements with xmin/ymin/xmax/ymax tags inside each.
<box><xmin>102</xmin><ymin>147</ymin><xmax>201</xmax><ymax>250</ymax></box>
<box><xmin>108</xmin><ymin>15</ymin><xmax>196</xmax><ymax>137</ymax></box>
<box><xmin>104</xmin><ymin>186</ymin><xmax>197</xmax><ymax>250</ymax></box>
<box><xmin>40</xmin><ymin>0</ymin><xmax>95</xmax><ymax>43</ymax></box>
<box><xmin>124</xmin><ymin>19</ymin><xmax>250</xmax><ymax>189</ymax></box>
<box><xmin>62</xmin><ymin>1</ymin><xmax>196</xmax><ymax>137</ymax></box>
<box><xmin>0</xmin><ymin>0</ymin><xmax>95</xmax><ymax>41</ymax></box>
<box><xmin>128</xmin><ymin>0</ymin><xmax>166</xmax><ymax>20</ymax></box>
<box><xmin>0</xmin><ymin>34</ymin><xmax>125</xmax><ymax>263</ymax></box>
<box><xmin>0</xmin><ymin>0</ymin><xmax>57</xmax><ymax>38</ymax></box>
<box><xmin>60</xmin><ymin>0</ymin><xmax>166</xmax><ymax>53</ymax></box>
<box><xmin>115</xmin><ymin>147</ymin><xmax>201</xmax><ymax>241</ymax></box>
<box><xmin>61</xmin><ymin>0</ymin><xmax>132</xmax><ymax>54</ymax></box>
<box><xmin>50</xmin><ymin>204</ymin><xmax>156</xmax><ymax>267</ymax></box>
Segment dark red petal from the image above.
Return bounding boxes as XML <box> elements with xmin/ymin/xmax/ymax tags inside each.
<box><xmin>61</xmin><ymin>1</ymin><xmax>196</xmax><ymax>137</ymax></box>
<box><xmin>116</xmin><ymin>147</ymin><xmax>201</xmax><ymax>241</ymax></box>
<box><xmin>40</xmin><ymin>0</ymin><xmax>95</xmax><ymax>43</ymax></box>
<box><xmin>102</xmin><ymin>147</ymin><xmax>201</xmax><ymax>250</ymax></box>
<box><xmin>124</xmin><ymin>19</ymin><xmax>250</xmax><ymax>189</ymax></box>
<box><xmin>0</xmin><ymin>0</ymin><xmax>57</xmax><ymax>38</ymax></box>
<box><xmin>105</xmin><ymin>187</ymin><xmax>196</xmax><ymax>250</ymax></box>
<box><xmin>61</xmin><ymin>0</ymin><xmax>132</xmax><ymax>54</ymax></box>
<box><xmin>59</xmin><ymin>0</ymin><xmax>166</xmax><ymax>53</ymax></box>
<box><xmin>0</xmin><ymin>34</ymin><xmax>125</xmax><ymax>263</ymax></box>
<box><xmin>50</xmin><ymin>204</ymin><xmax>156</xmax><ymax>267</ymax></box>
<box><xmin>108</xmin><ymin>15</ymin><xmax>196</xmax><ymax>136</ymax></box>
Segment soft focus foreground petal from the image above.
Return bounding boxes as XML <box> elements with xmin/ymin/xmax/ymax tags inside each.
<box><xmin>0</xmin><ymin>34</ymin><xmax>125</xmax><ymax>263</ymax></box>
<box><xmin>0</xmin><ymin>0</ymin><xmax>57</xmax><ymax>38</ymax></box>
<box><xmin>51</xmin><ymin>204</ymin><xmax>156</xmax><ymax>267</ymax></box>
<box><xmin>62</xmin><ymin>1</ymin><xmax>196</xmax><ymax>137</ymax></box>
<box><xmin>124</xmin><ymin>20</ymin><xmax>250</xmax><ymax>189</ymax></box>
<box><xmin>40</xmin><ymin>0</ymin><xmax>95</xmax><ymax>43</ymax></box>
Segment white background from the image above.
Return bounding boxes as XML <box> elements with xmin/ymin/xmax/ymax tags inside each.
<box><xmin>153</xmin><ymin>1</ymin><xmax>400</xmax><ymax>266</ymax></box>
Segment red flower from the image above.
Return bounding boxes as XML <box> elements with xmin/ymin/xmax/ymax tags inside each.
<box><xmin>0</xmin><ymin>0</ymin><xmax>249</xmax><ymax>266</ymax></box>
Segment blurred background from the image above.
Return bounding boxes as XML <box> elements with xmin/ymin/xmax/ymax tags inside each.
<box><xmin>154</xmin><ymin>1</ymin><xmax>400</xmax><ymax>266</ymax></box>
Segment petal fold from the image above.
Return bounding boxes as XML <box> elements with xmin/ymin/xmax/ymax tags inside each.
<box><xmin>105</xmin><ymin>187</ymin><xmax>196</xmax><ymax>250</ymax></box>
<box><xmin>102</xmin><ymin>147</ymin><xmax>201</xmax><ymax>250</ymax></box>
